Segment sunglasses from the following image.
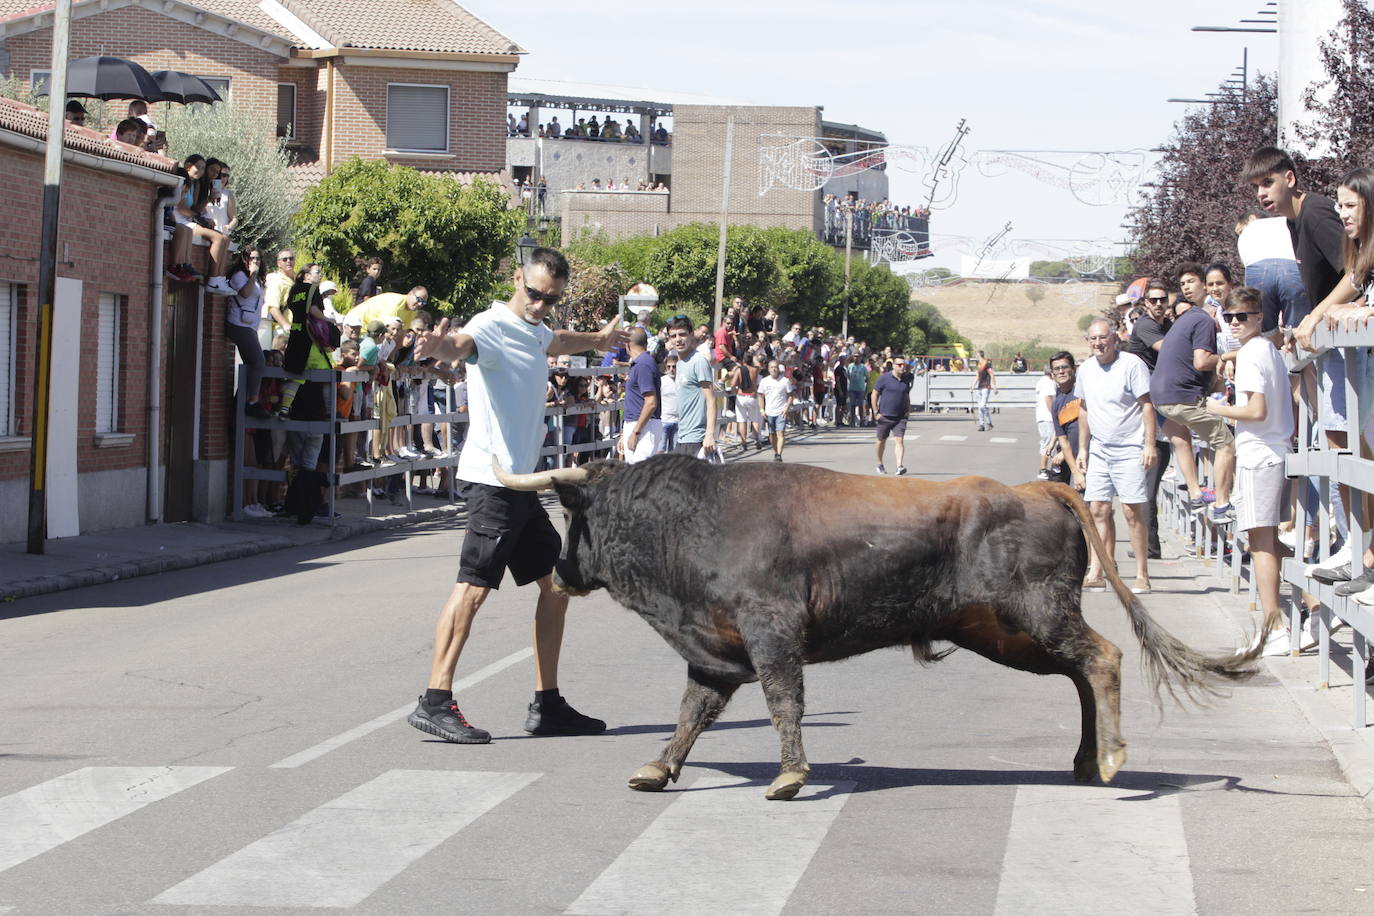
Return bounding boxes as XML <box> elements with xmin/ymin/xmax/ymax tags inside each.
<box><xmin>524</xmin><ymin>285</ymin><xmax>562</xmax><ymax>306</ymax></box>
<box><xmin>1222</xmin><ymin>311</ymin><xmax>1258</xmax><ymax>323</ymax></box>
<box><xmin>413</xmin><ymin>296</ymin><xmax>428</xmax><ymax>305</ymax></box>
<box><xmin>279</xmin><ymin>256</ymin><xmax>295</xmax><ymax>263</ymax></box>
<box><xmin>1145</xmin><ymin>295</ymin><xmax>1168</xmax><ymax>304</ymax></box>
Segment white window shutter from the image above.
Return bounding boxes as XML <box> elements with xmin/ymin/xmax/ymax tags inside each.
<box><xmin>96</xmin><ymin>293</ymin><xmax>120</xmax><ymax>433</ymax></box>
<box><xmin>0</xmin><ymin>283</ymin><xmax>13</xmax><ymax>437</ymax></box>
<box><xmin>386</xmin><ymin>85</ymin><xmax>448</xmax><ymax>152</ymax></box>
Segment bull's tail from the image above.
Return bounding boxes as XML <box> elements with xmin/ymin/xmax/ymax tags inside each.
<box><xmin>1037</xmin><ymin>481</ymin><xmax>1266</xmax><ymax>704</ymax></box>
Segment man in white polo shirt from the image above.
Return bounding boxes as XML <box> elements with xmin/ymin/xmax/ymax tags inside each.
<box><xmin>1075</xmin><ymin>318</ymin><xmax>1157</xmax><ymax>595</ymax></box>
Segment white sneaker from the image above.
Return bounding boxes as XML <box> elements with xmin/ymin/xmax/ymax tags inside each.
<box><xmin>205</xmin><ymin>276</ymin><xmax>235</xmax><ymax>296</ymax></box>
<box><xmin>242</xmin><ymin>503</ymin><xmax>269</xmax><ymax>519</ymax></box>
<box><xmin>1301</xmin><ymin>614</ymin><xmax>1322</xmax><ymax>651</ymax></box>
<box><xmin>1304</xmin><ymin>543</ymin><xmax>1352</xmax><ymax>577</ymax></box>
<box><xmin>1261</xmin><ymin>627</ymin><xmax>1293</xmax><ymax>657</ymax></box>
<box><xmin>1277</xmin><ymin>528</ymin><xmax>1298</xmax><ymax>550</ymax></box>
<box><xmin>1354</xmin><ymin>587</ymin><xmax>1374</xmax><ymax>607</ymax></box>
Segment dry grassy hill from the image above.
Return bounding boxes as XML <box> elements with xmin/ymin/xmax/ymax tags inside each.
<box><xmin>913</xmin><ymin>281</ymin><xmax>1118</xmax><ymax>356</ymax></box>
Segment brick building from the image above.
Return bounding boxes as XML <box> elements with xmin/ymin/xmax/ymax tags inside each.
<box><xmin>558</xmin><ymin>104</ymin><xmax>824</xmax><ymax>243</ymax></box>
<box><xmin>0</xmin><ymin>98</ymin><xmax>181</xmax><ymax>543</ymax></box>
<box><xmin>0</xmin><ymin>0</ymin><xmax>523</xmax><ymax>542</ymax></box>
<box><xmin>0</xmin><ymin>0</ymin><xmax>522</xmax><ymax>179</ymax></box>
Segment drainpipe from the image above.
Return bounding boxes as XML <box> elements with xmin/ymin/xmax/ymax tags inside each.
<box><xmin>324</xmin><ymin>57</ymin><xmax>335</xmax><ymax>175</ymax></box>
<box><xmin>147</xmin><ymin>189</ymin><xmax>171</xmax><ymax>523</ymax></box>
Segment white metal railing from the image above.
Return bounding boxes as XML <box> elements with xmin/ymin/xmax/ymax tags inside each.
<box><xmin>1278</xmin><ymin>324</ymin><xmax>1373</xmax><ymax>728</ymax></box>
<box><xmin>232</xmin><ymin>364</ymin><xmax>627</xmax><ymax>523</ymax></box>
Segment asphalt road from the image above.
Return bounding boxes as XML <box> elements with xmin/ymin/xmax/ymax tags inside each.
<box><xmin>2</xmin><ymin>409</ymin><xmax>1372</xmax><ymax>916</ymax></box>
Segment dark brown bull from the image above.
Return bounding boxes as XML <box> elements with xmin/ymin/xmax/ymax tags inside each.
<box><xmin>495</xmin><ymin>454</ymin><xmax>1262</xmax><ymax>800</ymax></box>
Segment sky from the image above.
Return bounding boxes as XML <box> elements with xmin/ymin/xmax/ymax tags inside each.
<box><xmin>464</xmin><ymin>0</ymin><xmax>1280</xmax><ymax>271</ymax></box>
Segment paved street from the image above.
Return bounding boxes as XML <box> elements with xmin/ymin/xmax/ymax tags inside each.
<box><xmin>2</xmin><ymin>409</ymin><xmax>1372</xmax><ymax>916</ymax></box>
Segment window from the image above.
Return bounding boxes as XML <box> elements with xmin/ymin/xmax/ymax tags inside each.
<box><xmin>30</xmin><ymin>69</ymin><xmax>50</xmax><ymax>97</ymax></box>
<box><xmin>386</xmin><ymin>83</ymin><xmax>449</xmax><ymax>153</ymax></box>
<box><xmin>96</xmin><ymin>293</ymin><xmax>121</xmax><ymax>434</ymax></box>
<box><xmin>0</xmin><ymin>283</ymin><xmax>15</xmax><ymax>437</ymax></box>
<box><xmin>276</xmin><ymin>83</ymin><xmax>297</xmax><ymax>139</ymax></box>
<box><xmin>198</xmin><ymin>76</ymin><xmax>231</xmax><ymax>100</ymax></box>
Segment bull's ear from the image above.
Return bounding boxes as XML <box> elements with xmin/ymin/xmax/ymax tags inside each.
<box><xmin>553</xmin><ymin>481</ymin><xmax>591</xmax><ymax>513</ymax></box>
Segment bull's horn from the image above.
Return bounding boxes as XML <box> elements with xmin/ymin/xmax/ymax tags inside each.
<box><xmin>491</xmin><ymin>456</ymin><xmax>589</xmax><ymax>490</ymax></box>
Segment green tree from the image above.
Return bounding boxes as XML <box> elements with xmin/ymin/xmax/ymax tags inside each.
<box><xmin>647</xmin><ymin>223</ymin><xmax>779</xmax><ymax>310</ymax></box>
<box><xmin>161</xmin><ymin>100</ymin><xmax>296</xmax><ymax>253</ymax></box>
<box><xmin>758</xmin><ymin>226</ymin><xmax>843</xmax><ymax>326</ymax></box>
<box><xmin>291</xmin><ymin>158</ymin><xmax>522</xmax><ymax>318</ymax></box>
<box><xmin>560</xmin><ymin>255</ymin><xmax>629</xmax><ymax>332</ymax></box>
<box><xmin>1025</xmin><ymin>285</ymin><xmax>1047</xmax><ymax>306</ymax></box>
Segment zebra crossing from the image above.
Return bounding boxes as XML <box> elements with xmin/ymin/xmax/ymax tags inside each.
<box><xmin>0</xmin><ymin>760</ymin><xmax>1202</xmax><ymax>914</ymax></box>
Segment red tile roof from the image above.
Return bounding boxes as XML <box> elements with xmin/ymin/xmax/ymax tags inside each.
<box><xmin>277</xmin><ymin>0</ymin><xmax>522</xmax><ymax>55</ymax></box>
<box><xmin>0</xmin><ymin>95</ymin><xmax>179</xmax><ymax>174</ymax></box>
<box><xmin>0</xmin><ymin>0</ymin><xmax>522</xmax><ymax>56</ymax></box>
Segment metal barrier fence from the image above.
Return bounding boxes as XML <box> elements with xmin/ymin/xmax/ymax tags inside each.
<box><xmin>232</xmin><ymin>365</ymin><xmax>627</xmax><ymax>523</ymax></box>
<box><xmin>1151</xmin><ymin>329</ymin><xmax>1372</xmax><ymax>730</ymax></box>
<box><xmin>1281</xmin><ymin>326</ymin><xmax>1372</xmax><ymax>728</ymax></box>
<box><xmin>915</xmin><ymin>371</ymin><xmax>1045</xmax><ymax>411</ymax></box>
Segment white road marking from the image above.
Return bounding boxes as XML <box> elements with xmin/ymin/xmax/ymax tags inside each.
<box><xmin>0</xmin><ymin>766</ymin><xmax>231</xmax><ymax>874</ymax></box>
<box><xmin>269</xmin><ymin>647</ymin><xmax>532</xmax><ymax>768</ymax></box>
<box><xmin>940</xmin><ymin>435</ymin><xmax>968</xmax><ymax>442</ymax></box>
<box><xmin>153</xmin><ymin>769</ymin><xmax>538</xmax><ymax>909</ymax></box>
<box><xmin>565</xmin><ymin>776</ymin><xmax>853</xmax><ymax>916</ymax></box>
<box><xmin>993</xmin><ymin>784</ymin><xmax>1195</xmax><ymax>915</ymax></box>
<box><xmin>990</xmin><ymin>437</ymin><xmax>1018</xmax><ymax>444</ymax></box>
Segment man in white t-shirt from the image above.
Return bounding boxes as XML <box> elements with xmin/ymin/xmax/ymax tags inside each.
<box><xmin>405</xmin><ymin>247</ymin><xmax>627</xmax><ymax>745</ymax></box>
<box><xmin>1205</xmin><ymin>287</ymin><xmax>1305</xmax><ymax>654</ymax></box>
<box><xmin>757</xmin><ymin>359</ymin><xmax>794</xmax><ymax>462</ymax></box>
<box><xmin>1074</xmin><ymin>318</ymin><xmax>1157</xmax><ymax>594</ymax></box>
<box><xmin>1034</xmin><ymin>367</ymin><xmax>1057</xmax><ymax>480</ymax></box>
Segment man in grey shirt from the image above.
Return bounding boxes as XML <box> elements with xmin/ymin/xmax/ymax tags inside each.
<box><xmin>665</xmin><ymin>315</ymin><xmax>718</xmax><ymax>456</ymax></box>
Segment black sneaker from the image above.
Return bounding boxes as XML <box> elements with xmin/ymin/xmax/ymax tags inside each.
<box><xmin>896</xmin><ymin>465</ymin><xmax>908</xmax><ymax>476</ymax></box>
<box><xmin>407</xmin><ymin>696</ymin><xmax>491</xmax><ymax>744</ymax></box>
<box><xmin>773</xmin><ymin>454</ymin><xmax>783</xmax><ymax>462</ymax></box>
<box><xmin>245</xmin><ymin>403</ymin><xmax>271</xmax><ymax>419</ymax></box>
<box><xmin>524</xmin><ymin>695</ymin><xmax>606</xmax><ymax>736</ymax></box>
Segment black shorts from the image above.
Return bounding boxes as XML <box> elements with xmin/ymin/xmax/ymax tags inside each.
<box><xmin>457</xmin><ymin>482</ymin><xmax>561</xmax><ymax>589</ymax></box>
<box><xmin>875</xmin><ymin>415</ymin><xmax>907</xmax><ymax>440</ymax></box>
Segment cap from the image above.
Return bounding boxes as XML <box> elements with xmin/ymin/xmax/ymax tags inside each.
<box><xmin>344</xmin><ymin>314</ymin><xmax>363</xmax><ymax>327</ymax></box>
<box><xmin>1114</xmin><ymin>293</ymin><xmax>1132</xmax><ymax>307</ymax></box>
<box><xmin>319</xmin><ymin>281</ymin><xmax>338</xmax><ymax>296</ymax></box>
<box><xmin>367</xmin><ymin>320</ymin><xmax>387</xmax><ymax>334</ymax></box>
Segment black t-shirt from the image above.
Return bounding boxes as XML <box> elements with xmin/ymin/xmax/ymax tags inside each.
<box><xmin>356</xmin><ymin>275</ymin><xmax>380</xmax><ymax>301</ymax></box>
<box><xmin>1051</xmin><ymin>391</ymin><xmax>1082</xmax><ymax>457</ymax></box>
<box><xmin>1289</xmin><ymin>192</ymin><xmax>1345</xmax><ymax>306</ymax></box>
<box><xmin>1128</xmin><ymin>314</ymin><xmax>1169</xmax><ymax>372</ymax></box>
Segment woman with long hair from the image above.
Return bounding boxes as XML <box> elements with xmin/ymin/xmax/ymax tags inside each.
<box><xmin>226</xmin><ymin>246</ymin><xmax>269</xmax><ymax>419</ymax></box>
<box><xmin>168</xmin><ymin>154</ymin><xmax>232</xmax><ymax>293</ymax></box>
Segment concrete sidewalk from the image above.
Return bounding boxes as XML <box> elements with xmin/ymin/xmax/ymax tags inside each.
<box><xmin>0</xmin><ymin>493</ymin><xmax>466</xmax><ymax>602</ymax></box>
<box><xmin>1150</xmin><ymin>518</ymin><xmax>1374</xmax><ymax>813</ymax></box>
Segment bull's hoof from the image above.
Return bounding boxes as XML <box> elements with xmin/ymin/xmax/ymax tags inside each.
<box><xmin>1098</xmin><ymin>745</ymin><xmax>1126</xmax><ymax>784</ymax></box>
<box><xmin>1073</xmin><ymin>754</ymin><xmax>1096</xmax><ymax>784</ymax></box>
<box><xmin>765</xmin><ymin>771</ymin><xmax>808</xmax><ymax>801</ymax></box>
<box><xmin>628</xmin><ymin>763</ymin><xmax>671</xmax><ymax>792</ymax></box>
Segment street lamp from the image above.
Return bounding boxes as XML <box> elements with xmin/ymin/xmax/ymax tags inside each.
<box><xmin>517</xmin><ymin>232</ymin><xmax>538</xmax><ymax>267</ymax></box>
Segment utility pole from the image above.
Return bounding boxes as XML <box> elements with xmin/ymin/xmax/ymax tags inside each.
<box><xmin>27</xmin><ymin>0</ymin><xmax>71</xmax><ymax>555</ymax></box>
<box><xmin>712</xmin><ymin>114</ymin><xmax>734</xmax><ymax>333</ymax></box>
<box><xmin>842</xmin><ymin>208</ymin><xmax>853</xmax><ymax>339</ymax></box>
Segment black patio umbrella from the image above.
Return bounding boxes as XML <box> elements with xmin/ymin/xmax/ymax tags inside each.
<box><xmin>149</xmin><ymin>70</ymin><xmax>222</xmax><ymax>105</ymax></box>
<box><xmin>37</xmin><ymin>55</ymin><xmax>165</xmax><ymax>102</ymax></box>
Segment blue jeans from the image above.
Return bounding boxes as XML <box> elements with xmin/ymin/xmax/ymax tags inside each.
<box><xmin>661</xmin><ymin>422</ymin><xmax>678</xmax><ymax>451</ymax></box>
<box><xmin>976</xmin><ymin>387</ymin><xmax>992</xmax><ymax>425</ymax></box>
<box><xmin>1245</xmin><ymin>258</ymin><xmax>1309</xmax><ymax>330</ymax></box>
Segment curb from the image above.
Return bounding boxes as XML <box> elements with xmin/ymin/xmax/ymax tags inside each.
<box><xmin>1178</xmin><ymin>544</ymin><xmax>1374</xmax><ymax>814</ymax></box>
<box><xmin>2</xmin><ymin>503</ymin><xmax>465</xmax><ymax>603</ymax></box>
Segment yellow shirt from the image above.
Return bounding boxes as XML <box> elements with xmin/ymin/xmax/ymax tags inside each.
<box><xmin>346</xmin><ymin>293</ymin><xmax>413</xmax><ymax>327</ymax></box>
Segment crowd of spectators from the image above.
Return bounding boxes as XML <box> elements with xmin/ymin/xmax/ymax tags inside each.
<box><xmin>568</xmin><ymin>178</ymin><xmax>669</xmax><ymax>192</ymax></box>
<box><xmin>508</xmin><ymin>111</ymin><xmax>670</xmax><ymax>144</ymax></box>
<box><xmin>1030</xmin><ymin>145</ymin><xmax>1374</xmax><ymax>667</ymax></box>
<box><xmin>823</xmin><ymin>195</ymin><xmax>930</xmax><ymax>247</ymax></box>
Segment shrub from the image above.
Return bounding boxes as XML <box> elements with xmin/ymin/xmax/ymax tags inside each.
<box><xmin>292</xmin><ymin>158</ymin><xmax>522</xmax><ymax>319</ymax></box>
<box><xmin>160</xmin><ymin>100</ymin><xmax>295</xmax><ymax>253</ymax></box>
